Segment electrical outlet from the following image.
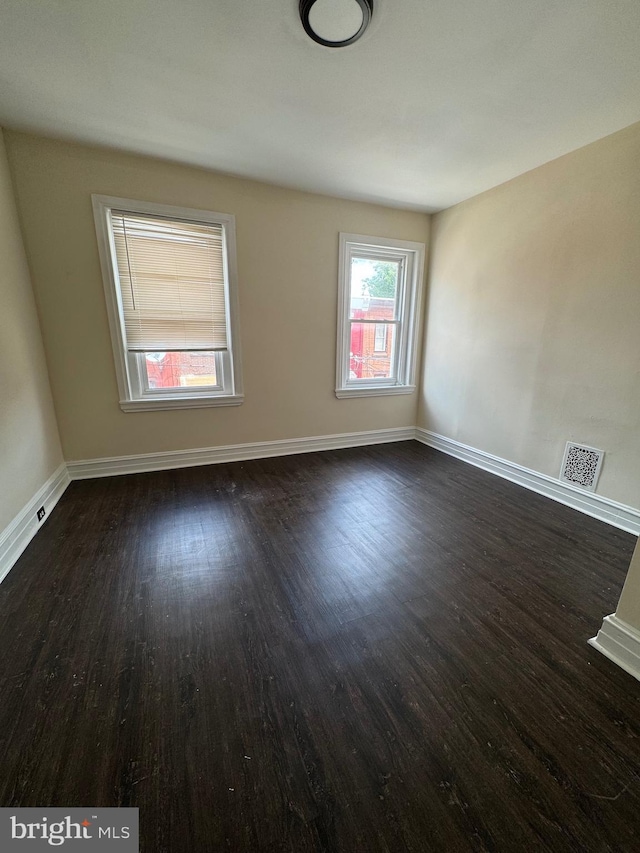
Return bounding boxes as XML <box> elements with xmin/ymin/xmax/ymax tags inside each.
<box><xmin>37</xmin><ymin>506</ymin><xmax>46</xmax><ymax>522</ymax></box>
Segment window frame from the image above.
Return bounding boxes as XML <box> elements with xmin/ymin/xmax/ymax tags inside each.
<box><xmin>132</xmin><ymin>350</ymin><xmax>229</xmax><ymax>397</ymax></box>
<box><xmin>92</xmin><ymin>195</ymin><xmax>243</xmax><ymax>412</ymax></box>
<box><xmin>336</xmin><ymin>233</ymin><xmax>425</xmax><ymax>398</ymax></box>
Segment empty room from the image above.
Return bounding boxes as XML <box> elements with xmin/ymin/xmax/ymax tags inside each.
<box><xmin>1</xmin><ymin>1</ymin><xmax>639</xmax><ymax>850</ymax></box>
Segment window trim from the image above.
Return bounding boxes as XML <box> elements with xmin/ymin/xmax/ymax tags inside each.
<box><xmin>92</xmin><ymin>195</ymin><xmax>244</xmax><ymax>412</ymax></box>
<box><xmin>336</xmin><ymin>233</ymin><xmax>425</xmax><ymax>399</ymax></box>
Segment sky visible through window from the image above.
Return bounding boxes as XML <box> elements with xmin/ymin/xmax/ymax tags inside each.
<box><xmin>351</xmin><ymin>258</ymin><xmax>376</xmax><ymax>296</ymax></box>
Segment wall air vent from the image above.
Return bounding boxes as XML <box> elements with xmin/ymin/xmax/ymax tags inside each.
<box><xmin>560</xmin><ymin>442</ymin><xmax>604</xmax><ymax>492</ymax></box>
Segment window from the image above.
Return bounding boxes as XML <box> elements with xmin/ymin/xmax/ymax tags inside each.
<box><xmin>92</xmin><ymin>196</ymin><xmax>243</xmax><ymax>411</ymax></box>
<box><xmin>374</xmin><ymin>324</ymin><xmax>387</xmax><ymax>352</ymax></box>
<box><xmin>336</xmin><ymin>233</ymin><xmax>425</xmax><ymax>398</ymax></box>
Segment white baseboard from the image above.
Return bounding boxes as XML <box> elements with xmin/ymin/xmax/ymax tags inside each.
<box><xmin>0</xmin><ymin>463</ymin><xmax>71</xmax><ymax>584</ymax></box>
<box><xmin>34</xmin><ymin>427</ymin><xmax>640</xmax><ymax>537</ymax></box>
<box><xmin>67</xmin><ymin>427</ymin><xmax>416</xmax><ymax>480</ymax></box>
<box><xmin>415</xmin><ymin>428</ymin><xmax>640</xmax><ymax>535</ymax></box>
<box><xmin>589</xmin><ymin>614</ymin><xmax>640</xmax><ymax>683</ymax></box>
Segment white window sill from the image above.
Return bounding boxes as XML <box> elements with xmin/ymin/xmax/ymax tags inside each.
<box><xmin>335</xmin><ymin>385</ymin><xmax>415</xmax><ymax>399</ymax></box>
<box><xmin>120</xmin><ymin>394</ymin><xmax>244</xmax><ymax>412</ymax></box>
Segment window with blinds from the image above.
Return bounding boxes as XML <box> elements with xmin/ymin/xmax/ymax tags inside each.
<box><xmin>111</xmin><ymin>212</ymin><xmax>229</xmax><ymax>353</ymax></box>
<box><xmin>93</xmin><ymin>195</ymin><xmax>243</xmax><ymax>412</ymax></box>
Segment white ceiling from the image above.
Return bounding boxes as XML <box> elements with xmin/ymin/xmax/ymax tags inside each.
<box><xmin>1</xmin><ymin>0</ymin><xmax>640</xmax><ymax>212</ymax></box>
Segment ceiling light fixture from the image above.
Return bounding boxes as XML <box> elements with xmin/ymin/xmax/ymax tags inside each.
<box><xmin>300</xmin><ymin>0</ymin><xmax>373</xmax><ymax>48</ymax></box>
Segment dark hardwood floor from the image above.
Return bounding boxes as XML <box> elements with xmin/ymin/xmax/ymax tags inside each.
<box><xmin>1</xmin><ymin>441</ymin><xmax>638</xmax><ymax>852</ymax></box>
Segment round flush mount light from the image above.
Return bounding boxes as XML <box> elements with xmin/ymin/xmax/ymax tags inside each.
<box><xmin>300</xmin><ymin>0</ymin><xmax>373</xmax><ymax>48</ymax></box>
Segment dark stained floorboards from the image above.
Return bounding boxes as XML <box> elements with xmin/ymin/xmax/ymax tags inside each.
<box><xmin>0</xmin><ymin>441</ymin><xmax>638</xmax><ymax>851</ymax></box>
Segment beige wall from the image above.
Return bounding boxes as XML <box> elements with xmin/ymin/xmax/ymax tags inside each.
<box><xmin>616</xmin><ymin>539</ymin><xmax>640</xmax><ymax>630</ymax></box>
<box><xmin>419</xmin><ymin>121</ymin><xmax>640</xmax><ymax>510</ymax></box>
<box><xmin>4</xmin><ymin>132</ymin><xmax>429</xmax><ymax>462</ymax></box>
<box><xmin>0</xmin><ymin>129</ymin><xmax>63</xmax><ymax>531</ymax></box>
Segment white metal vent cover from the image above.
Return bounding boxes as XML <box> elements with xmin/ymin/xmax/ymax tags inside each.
<box><xmin>560</xmin><ymin>442</ymin><xmax>604</xmax><ymax>492</ymax></box>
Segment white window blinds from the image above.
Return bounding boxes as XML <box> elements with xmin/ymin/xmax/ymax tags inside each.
<box><xmin>111</xmin><ymin>212</ymin><xmax>229</xmax><ymax>352</ymax></box>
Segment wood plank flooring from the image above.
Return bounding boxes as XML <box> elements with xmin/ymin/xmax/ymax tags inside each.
<box><xmin>0</xmin><ymin>441</ymin><xmax>638</xmax><ymax>852</ymax></box>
